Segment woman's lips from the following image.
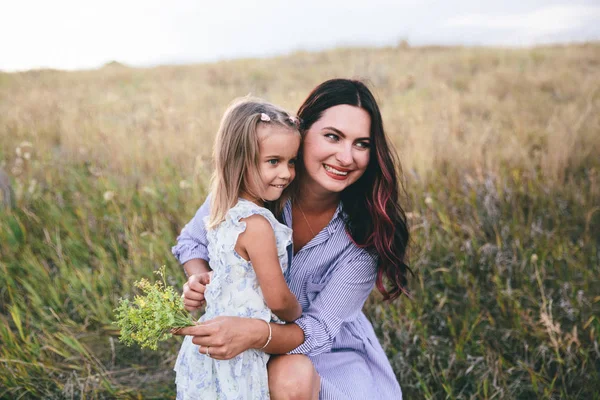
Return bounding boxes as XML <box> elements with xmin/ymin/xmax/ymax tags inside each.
<box><xmin>323</xmin><ymin>164</ymin><xmax>351</xmax><ymax>180</ymax></box>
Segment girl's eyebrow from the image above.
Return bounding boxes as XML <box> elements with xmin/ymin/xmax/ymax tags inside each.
<box><xmin>322</xmin><ymin>126</ymin><xmax>370</xmax><ymax>141</ymax></box>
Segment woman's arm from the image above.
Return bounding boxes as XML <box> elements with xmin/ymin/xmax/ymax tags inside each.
<box><xmin>263</xmin><ymin>252</ymin><xmax>375</xmax><ymax>355</ymax></box>
<box><xmin>174</xmin><ymin>252</ymin><xmax>376</xmax><ymax>358</ymax></box>
<box><xmin>287</xmin><ymin>252</ymin><xmax>376</xmax><ymax>356</ymax></box>
<box><xmin>172</xmin><ymin>195</ymin><xmax>212</xmax><ymax>270</ymax></box>
<box><xmin>261</xmin><ymin>321</ymin><xmax>305</xmax><ymax>353</ymax></box>
<box><xmin>173</xmin><ymin>316</ymin><xmax>305</xmax><ymax>359</ymax></box>
<box><xmin>173</xmin><ymin>195</ymin><xmax>213</xmax><ymax>309</ymax></box>
<box><xmin>183</xmin><ymin>258</ymin><xmax>211</xmax><ymax>276</ymax></box>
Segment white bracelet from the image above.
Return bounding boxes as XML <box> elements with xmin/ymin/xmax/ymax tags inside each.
<box><xmin>260</xmin><ymin>320</ymin><xmax>272</xmax><ymax>349</ymax></box>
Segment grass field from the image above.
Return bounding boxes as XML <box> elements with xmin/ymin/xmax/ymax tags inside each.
<box><xmin>1</xmin><ymin>43</ymin><xmax>599</xmax><ymax>399</ymax></box>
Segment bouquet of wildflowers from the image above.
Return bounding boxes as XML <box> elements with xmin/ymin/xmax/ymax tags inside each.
<box><xmin>114</xmin><ymin>266</ymin><xmax>196</xmax><ymax>350</ymax></box>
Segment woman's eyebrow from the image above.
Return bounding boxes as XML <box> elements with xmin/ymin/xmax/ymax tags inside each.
<box><xmin>322</xmin><ymin>126</ymin><xmax>370</xmax><ymax>141</ymax></box>
<box><xmin>322</xmin><ymin>126</ymin><xmax>345</xmax><ymax>137</ymax></box>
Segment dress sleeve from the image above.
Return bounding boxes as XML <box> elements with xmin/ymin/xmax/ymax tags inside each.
<box><xmin>171</xmin><ymin>195</ymin><xmax>211</xmax><ymax>265</ymax></box>
<box><xmin>288</xmin><ymin>253</ymin><xmax>377</xmax><ymax>356</ymax></box>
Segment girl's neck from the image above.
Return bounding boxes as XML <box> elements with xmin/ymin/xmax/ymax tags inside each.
<box><xmin>239</xmin><ymin>192</ymin><xmax>264</xmax><ymax>208</ymax></box>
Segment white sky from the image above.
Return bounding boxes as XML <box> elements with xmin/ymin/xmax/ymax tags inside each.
<box><xmin>1</xmin><ymin>0</ymin><xmax>599</xmax><ymax>71</ymax></box>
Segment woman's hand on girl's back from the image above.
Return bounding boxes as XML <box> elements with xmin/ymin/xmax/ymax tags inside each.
<box><xmin>182</xmin><ymin>271</ymin><xmax>212</xmax><ymax>311</ymax></box>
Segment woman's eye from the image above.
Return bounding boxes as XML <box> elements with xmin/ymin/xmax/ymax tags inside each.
<box><xmin>324</xmin><ymin>133</ymin><xmax>339</xmax><ymax>141</ymax></box>
<box><xmin>289</xmin><ymin>159</ymin><xmax>296</xmax><ymax>166</ymax></box>
<box><xmin>356</xmin><ymin>141</ymin><xmax>370</xmax><ymax>149</ymax></box>
<box><xmin>268</xmin><ymin>159</ymin><xmax>279</xmax><ymax>165</ymax></box>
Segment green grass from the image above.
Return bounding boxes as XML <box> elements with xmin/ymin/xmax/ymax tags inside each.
<box><xmin>2</xmin><ymin>165</ymin><xmax>598</xmax><ymax>399</ymax></box>
<box><xmin>373</xmin><ymin>171</ymin><xmax>600</xmax><ymax>399</ymax></box>
<box><xmin>1</xmin><ymin>43</ymin><xmax>600</xmax><ymax>398</ymax></box>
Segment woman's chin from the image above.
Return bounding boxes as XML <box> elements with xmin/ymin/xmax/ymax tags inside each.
<box><xmin>315</xmin><ymin>177</ymin><xmax>355</xmax><ymax>194</ymax></box>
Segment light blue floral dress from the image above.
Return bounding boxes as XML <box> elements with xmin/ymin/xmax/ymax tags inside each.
<box><xmin>174</xmin><ymin>199</ymin><xmax>292</xmax><ymax>400</ymax></box>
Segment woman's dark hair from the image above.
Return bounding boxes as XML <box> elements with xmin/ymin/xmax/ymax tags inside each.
<box><xmin>296</xmin><ymin>78</ymin><xmax>411</xmax><ymax>300</ymax></box>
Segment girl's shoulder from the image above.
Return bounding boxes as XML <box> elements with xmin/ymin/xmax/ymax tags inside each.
<box><xmin>228</xmin><ymin>199</ymin><xmax>292</xmax><ymax>252</ymax></box>
<box><xmin>228</xmin><ymin>199</ymin><xmax>290</xmax><ymax>234</ymax></box>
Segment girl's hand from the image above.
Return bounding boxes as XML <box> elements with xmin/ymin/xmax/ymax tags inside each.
<box><xmin>182</xmin><ymin>272</ymin><xmax>212</xmax><ymax>311</ymax></box>
<box><xmin>173</xmin><ymin>316</ymin><xmax>268</xmax><ymax>360</ymax></box>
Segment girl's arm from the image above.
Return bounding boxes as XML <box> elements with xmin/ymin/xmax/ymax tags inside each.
<box><xmin>238</xmin><ymin>214</ymin><xmax>302</xmax><ymax>322</ymax></box>
<box><xmin>174</xmin><ymin>250</ymin><xmax>376</xmax><ymax>358</ymax></box>
<box><xmin>256</xmin><ymin>251</ymin><xmax>375</xmax><ymax>355</ymax></box>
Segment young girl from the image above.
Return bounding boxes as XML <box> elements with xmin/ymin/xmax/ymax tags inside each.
<box><xmin>174</xmin><ymin>98</ymin><xmax>302</xmax><ymax>399</ymax></box>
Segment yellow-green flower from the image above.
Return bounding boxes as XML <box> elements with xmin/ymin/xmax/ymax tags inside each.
<box><xmin>113</xmin><ymin>265</ymin><xmax>195</xmax><ymax>350</ymax></box>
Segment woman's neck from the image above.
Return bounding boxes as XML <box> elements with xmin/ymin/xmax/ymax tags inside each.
<box><xmin>296</xmin><ymin>179</ymin><xmax>340</xmax><ymax>215</ymax></box>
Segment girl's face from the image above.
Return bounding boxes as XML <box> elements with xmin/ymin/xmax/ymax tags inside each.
<box><xmin>301</xmin><ymin>104</ymin><xmax>371</xmax><ymax>195</ymax></box>
<box><xmin>245</xmin><ymin>125</ymin><xmax>300</xmax><ymax>202</ymax></box>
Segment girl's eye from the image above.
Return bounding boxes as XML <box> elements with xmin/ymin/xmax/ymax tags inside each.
<box><xmin>268</xmin><ymin>159</ymin><xmax>279</xmax><ymax>165</ymax></box>
<box><xmin>289</xmin><ymin>159</ymin><xmax>296</xmax><ymax>166</ymax></box>
<box><xmin>356</xmin><ymin>141</ymin><xmax>370</xmax><ymax>149</ymax></box>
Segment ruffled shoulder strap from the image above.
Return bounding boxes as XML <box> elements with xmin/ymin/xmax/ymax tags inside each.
<box><xmin>219</xmin><ymin>199</ymin><xmax>292</xmax><ymax>259</ymax></box>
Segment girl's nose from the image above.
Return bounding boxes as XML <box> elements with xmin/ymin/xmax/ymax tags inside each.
<box><xmin>279</xmin><ymin>166</ymin><xmax>292</xmax><ymax>180</ymax></box>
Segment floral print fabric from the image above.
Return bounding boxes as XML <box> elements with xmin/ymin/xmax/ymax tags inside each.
<box><xmin>174</xmin><ymin>199</ymin><xmax>292</xmax><ymax>399</ymax></box>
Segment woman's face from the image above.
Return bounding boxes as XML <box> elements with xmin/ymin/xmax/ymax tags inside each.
<box><xmin>301</xmin><ymin>104</ymin><xmax>371</xmax><ymax>195</ymax></box>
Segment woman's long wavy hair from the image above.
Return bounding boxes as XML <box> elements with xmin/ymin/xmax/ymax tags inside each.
<box><xmin>296</xmin><ymin>79</ymin><xmax>412</xmax><ymax>300</ymax></box>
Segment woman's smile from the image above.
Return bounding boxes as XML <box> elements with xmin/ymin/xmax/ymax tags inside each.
<box><xmin>301</xmin><ymin>104</ymin><xmax>371</xmax><ymax>194</ymax></box>
<box><xmin>323</xmin><ymin>163</ymin><xmax>352</xmax><ymax>180</ymax></box>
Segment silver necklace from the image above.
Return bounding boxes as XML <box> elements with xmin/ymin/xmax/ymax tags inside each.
<box><xmin>296</xmin><ymin>202</ymin><xmax>316</xmax><ymax>238</ymax></box>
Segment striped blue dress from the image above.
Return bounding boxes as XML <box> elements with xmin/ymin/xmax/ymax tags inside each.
<box><xmin>172</xmin><ymin>198</ymin><xmax>403</xmax><ymax>399</ymax></box>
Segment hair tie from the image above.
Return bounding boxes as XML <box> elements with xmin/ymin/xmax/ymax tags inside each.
<box><xmin>260</xmin><ymin>113</ymin><xmax>271</xmax><ymax>122</ymax></box>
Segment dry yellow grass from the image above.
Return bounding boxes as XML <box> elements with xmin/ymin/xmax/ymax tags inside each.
<box><xmin>1</xmin><ymin>43</ymin><xmax>598</xmax><ymax>186</ymax></box>
<box><xmin>1</xmin><ymin>43</ymin><xmax>599</xmax><ymax>399</ymax></box>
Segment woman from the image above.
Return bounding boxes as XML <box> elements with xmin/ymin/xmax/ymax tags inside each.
<box><xmin>173</xmin><ymin>79</ymin><xmax>411</xmax><ymax>399</ymax></box>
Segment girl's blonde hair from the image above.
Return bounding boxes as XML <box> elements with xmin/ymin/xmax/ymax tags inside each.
<box><xmin>207</xmin><ymin>96</ymin><xmax>300</xmax><ymax>229</ymax></box>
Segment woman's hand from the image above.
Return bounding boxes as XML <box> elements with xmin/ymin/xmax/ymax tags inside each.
<box><xmin>173</xmin><ymin>316</ymin><xmax>268</xmax><ymax>360</ymax></box>
<box><xmin>182</xmin><ymin>272</ymin><xmax>212</xmax><ymax>311</ymax></box>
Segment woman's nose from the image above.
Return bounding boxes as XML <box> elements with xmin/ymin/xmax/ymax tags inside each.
<box><xmin>335</xmin><ymin>145</ymin><xmax>353</xmax><ymax>166</ymax></box>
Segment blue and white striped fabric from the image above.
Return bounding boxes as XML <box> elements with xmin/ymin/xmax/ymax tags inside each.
<box><xmin>173</xmin><ymin>197</ymin><xmax>403</xmax><ymax>399</ymax></box>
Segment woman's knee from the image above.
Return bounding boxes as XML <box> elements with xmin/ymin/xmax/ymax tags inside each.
<box><xmin>268</xmin><ymin>354</ymin><xmax>320</xmax><ymax>400</ymax></box>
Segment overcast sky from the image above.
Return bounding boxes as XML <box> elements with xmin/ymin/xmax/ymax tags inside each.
<box><xmin>1</xmin><ymin>0</ymin><xmax>599</xmax><ymax>71</ymax></box>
